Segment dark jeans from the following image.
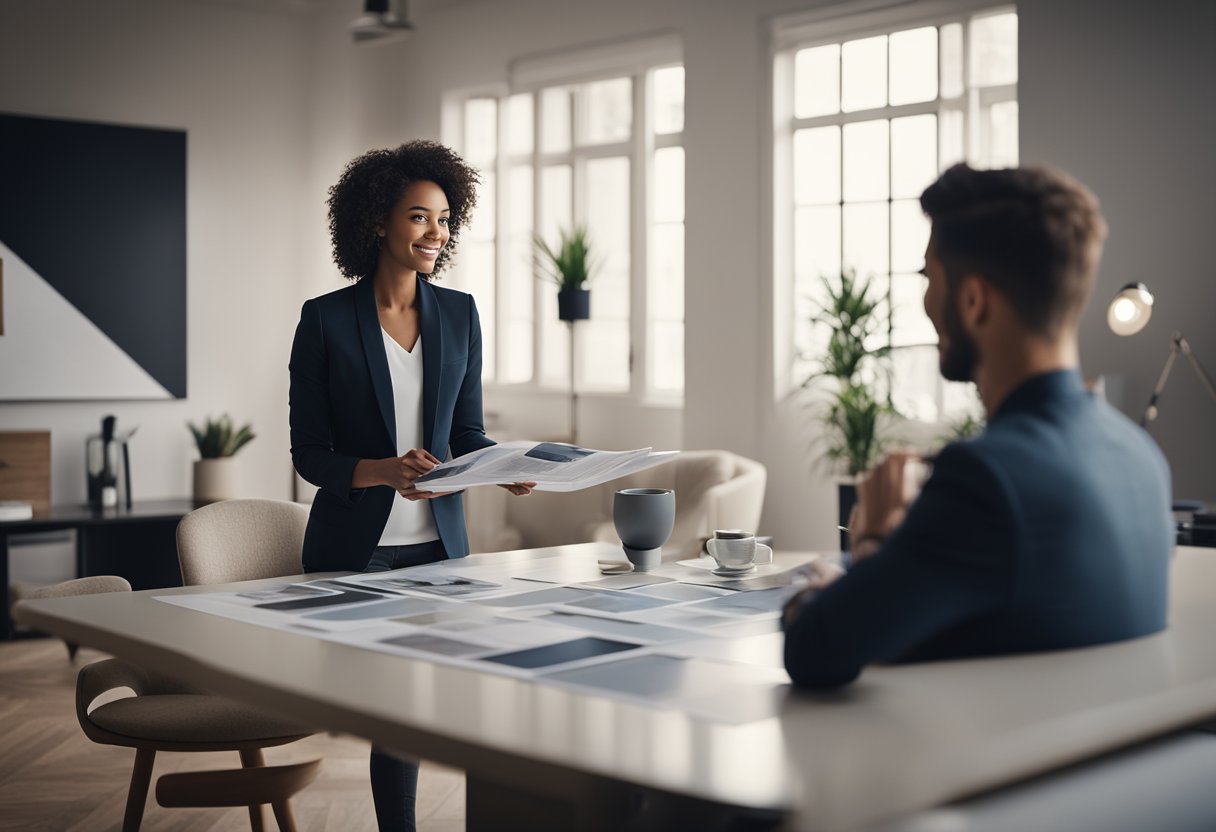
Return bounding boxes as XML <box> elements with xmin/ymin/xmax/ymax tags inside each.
<box><xmin>363</xmin><ymin>539</ymin><xmax>447</xmax><ymax>832</ymax></box>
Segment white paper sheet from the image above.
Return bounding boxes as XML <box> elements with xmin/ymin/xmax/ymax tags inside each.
<box><xmin>153</xmin><ymin>552</ymin><xmax>818</xmax><ymax>722</ymax></box>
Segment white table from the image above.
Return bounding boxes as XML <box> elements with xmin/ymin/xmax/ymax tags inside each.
<box><xmin>16</xmin><ymin>544</ymin><xmax>1216</xmax><ymax>831</ymax></box>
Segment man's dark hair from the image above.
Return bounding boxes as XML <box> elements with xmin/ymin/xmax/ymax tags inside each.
<box><xmin>920</xmin><ymin>163</ymin><xmax>1108</xmax><ymax>336</ymax></box>
<box><xmin>327</xmin><ymin>140</ymin><xmax>480</xmax><ymax>281</ymax></box>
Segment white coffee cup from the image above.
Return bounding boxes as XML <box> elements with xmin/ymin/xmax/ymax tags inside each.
<box><xmin>706</xmin><ymin>529</ymin><xmax>772</xmax><ymax>570</ymax></box>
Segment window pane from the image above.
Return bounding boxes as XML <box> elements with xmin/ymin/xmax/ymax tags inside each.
<box><xmin>890</xmin><ymin>271</ymin><xmax>935</xmax><ymax>347</ymax></box>
<box><xmin>841</xmin><ymin>35</ymin><xmax>887</xmax><ymax>112</ymax></box>
<box><xmin>467</xmin><ymin>171</ymin><xmax>495</xmax><ymax>241</ymax></box>
<box><xmin>544</xmin><ymin>318</ymin><xmax>570</xmax><ymax>388</ymax></box>
<box><xmin>540</xmin><ymin>165</ymin><xmax>572</xmax><ymax>241</ymax></box>
<box><xmin>889</xmin><ymin>27</ymin><xmax>937</xmax><ymax>105</ymax></box>
<box><xmin>794</xmin><ymin>44</ymin><xmax>840</xmax><ymax>118</ymax></box>
<box><xmin>842</xmin><ymin>120</ymin><xmax>889</xmax><ymax>202</ymax></box>
<box><xmin>502</xmin><ymin>320</ymin><xmax>533</xmax><ymax>384</ymax></box>
<box><xmin>541</xmin><ymin>87</ymin><xmax>571</xmax><ymax>153</ymax></box>
<box><xmin>464</xmin><ymin>240</ymin><xmax>496</xmax><ymax>381</ymax></box>
<box><xmin>794</xmin><ymin>126</ymin><xmax>841</xmax><ymax>205</ymax></box>
<box><xmin>650</xmin><ymin>222</ymin><xmax>684</xmax><ymax>320</ymax></box>
<box><xmin>980</xmin><ymin>100</ymin><xmax>1019</xmax><ymax>168</ymax></box>
<box><xmin>891</xmin><ymin>114</ymin><xmax>937</xmax><ymax>199</ymax></box>
<box><xmin>503</xmin><ymin>166</ymin><xmax>532</xmax><ymax>386</ymax></box>
<box><xmin>653</xmin><ymin>66</ymin><xmax>684</xmax><ymax>134</ymax></box>
<box><xmin>505</xmin><ymin>165</ymin><xmax>533</xmax><ymax>324</ymax></box>
<box><xmin>842</xmin><ymin>202</ymin><xmax>888</xmax><ymax>281</ymax></box>
<box><xmin>654</xmin><ymin>146</ymin><xmax>684</xmax><ymax>223</ymax></box>
<box><xmin>794</xmin><ymin>205</ymin><xmax>841</xmax><ymax>284</ymax></box>
<box><xmin>586</xmin><ymin>157</ymin><xmax>631</xmax><ymax>321</ymax></box>
<box><xmin>942</xmin><ymin>379</ymin><xmax>981</xmax><ymax>420</ymax></box>
<box><xmin>891</xmin><ymin>199</ymin><xmax>930</xmax><ymax>274</ymax></box>
<box><xmin>580</xmin><ymin>320</ymin><xmax>630</xmax><ymax>392</ymax></box>
<box><xmin>971</xmin><ymin>12</ymin><xmax>1018</xmax><ymax>87</ymax></box>
<box><xmin>584</xmin><ymin>78</ymin><xmax>632</xmax><ymax>145</ymax></box>
<box><xmin>891</xmin><ymin>345</ymin><xmax>940</xmax><ymax>422</ymax></box>
<box><xmin>464</xmin><ymin>98</ymin><xmax>497</xmax><ymax>166</ymax></box>
<box><xmin>506</xmin><ymin>93</ymin><xmax>534</xmax><ymax>156</ymax></box>
<box><xmin>539</xmin><ymin>165</ymin><xmax>572</xmax><ymax>387</ymax></box>
<box><xmin>940</xmin><ymin>23</ymin><xmax>963</xmax><ymax>99</ymax></box>
<box><xmin>939</xmin><ymin>108</ymin><xmax>965</xmax><ymax>169</ymax></box>
<box><xmin>650</xmin><ymin>321</ymin><xmax>683</xmax><ymax>392</ymax></box>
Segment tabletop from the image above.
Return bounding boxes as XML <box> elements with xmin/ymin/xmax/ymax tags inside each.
<box><xmin>16</xmin><ymin>543</ymin><xmax>1216</xmax><ymax>831</ymax></box>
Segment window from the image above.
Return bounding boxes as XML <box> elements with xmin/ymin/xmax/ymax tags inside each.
<box><xmin>450</xmin><ymin>40</ymin><xmax>684</xmax><ymax>400</ymax></box>
<box><xmin>774</xmin><ymin>5</ymin><xmax>1018</xmax><ymax>421</ymax></box>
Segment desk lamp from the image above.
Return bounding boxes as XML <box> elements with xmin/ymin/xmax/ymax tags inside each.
<box><xmin>1107</xmin><ymin>283</ymin><xmax>1216</xmax><ymax>426</ymax></box>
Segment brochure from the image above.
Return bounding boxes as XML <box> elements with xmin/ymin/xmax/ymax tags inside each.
<box><xmin>412</xmin><ymin>441</ymin><xmax>677</xmax><ymax>492</ymax></box>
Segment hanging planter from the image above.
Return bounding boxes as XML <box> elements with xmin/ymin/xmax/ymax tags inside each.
<box><xmin>557</xmin><ymin>288</ymin><xmax>590</xmax><ymax>322</ymax></box>
<box><xmin>535</xmin><ymin>225</ymin><xmax>600</xmax><ymax>443</ymax></box>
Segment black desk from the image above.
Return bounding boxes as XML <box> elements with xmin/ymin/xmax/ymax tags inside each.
<box><xmin>1</xmin><ymin>498</ymin><xmax>199</xmax><ymax>638</ymax></box>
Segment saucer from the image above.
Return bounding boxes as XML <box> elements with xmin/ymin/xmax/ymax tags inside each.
<box><xmin>711</xmin><ymin>563</ymin><xmax>756</xmax><ymax>577</ymax></box>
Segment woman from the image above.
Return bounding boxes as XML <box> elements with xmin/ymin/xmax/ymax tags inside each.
<box><xmin>289</xmin><ymin>140</ymin><xmax>532</xmax><ymax>831</ymax></box>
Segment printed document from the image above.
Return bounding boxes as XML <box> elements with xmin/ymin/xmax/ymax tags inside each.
<box><xmin>413</xmin><ymin>441</ymin><xmax>677</xmax><ymax>492</ymax></box>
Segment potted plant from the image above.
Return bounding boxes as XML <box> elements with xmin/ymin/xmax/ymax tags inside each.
<box><xmin>188</xmin><ymin>414</ymin><xmax>255</xmax><ymax>503</ymax></box>
<box><xmin>799</xmin><ymin>271</ymin><xmax>896</xmax><ymax>550</ymax></box>
<box><xmin>534</xmin><ymin>225</ymin><xmax>597</xmax><ymax>322</ymax></box>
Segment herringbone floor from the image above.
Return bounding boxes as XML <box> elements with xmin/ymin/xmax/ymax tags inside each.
<box><xmin>0</xmin><ymin>638</ymin><xmax>466</xmax><ymax>831</ymax></box>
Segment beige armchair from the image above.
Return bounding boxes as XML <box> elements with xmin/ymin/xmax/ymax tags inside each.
<box><xmin>465</xmin><ymin>449</ymin><xmax>767</xmax><ymax>560</ymax></box>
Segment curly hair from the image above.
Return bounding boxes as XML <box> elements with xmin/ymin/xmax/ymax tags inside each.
<box><xmin>326</xmin><ymin>140</ymin><xmax>480</xmax><ymax>281</ymax></box>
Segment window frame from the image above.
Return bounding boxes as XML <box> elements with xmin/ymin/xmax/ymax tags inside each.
<box><xmin>770</xmin><ymin>1</ymin><xmax>1017</xmax><ymax>422</ymax></box>
<box><xmin>446</xmin><ymin>36</ymin><xmax>685</xmax><ymax>406</ymax></box>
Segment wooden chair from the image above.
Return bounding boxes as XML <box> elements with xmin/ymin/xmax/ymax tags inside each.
<box><xmin>16</xmin><ymin>500</ymin><xmax>321</xmax><ymax>831</ymax></box>
<box><xmin>75</xmin><ymin>657</ymin><xmax>317</xmax><ymax>831</ymax></box>
<box><xmin>17</xmin><ymin>575</ymin><xmax>132</xmax><ymax>659</ymax></box>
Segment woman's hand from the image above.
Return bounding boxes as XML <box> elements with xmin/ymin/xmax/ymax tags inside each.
<box><xmin>497</xmin><ymin>482</ymin><xmax>537</xmax><ymax>497</ymax></box>
<box><xmin>353</xmin><ymin>449</ymin><xmax>446</xmax><ymax>500</ymax></box>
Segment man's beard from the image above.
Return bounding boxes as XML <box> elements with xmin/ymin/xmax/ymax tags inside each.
<box><xmin>939</xmin><ymin>289</ymin><xmax>978</xmax><ymax>383</ymax></box>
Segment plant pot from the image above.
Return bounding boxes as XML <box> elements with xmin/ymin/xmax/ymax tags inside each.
<box><xmin>557</xmin><ymin>288</ymin><xmax>590</xmax><ymax>322</ymax></box>
<box><xmin>193</xmin><ymin>458</ymin><xmax>241</xmax><ymax>503</ymax></box>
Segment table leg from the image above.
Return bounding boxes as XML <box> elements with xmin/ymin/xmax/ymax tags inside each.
<box><xmin>76</xmin><ymin>527</ymin><xmax>88</xmax><ymax>579</ymax></box>
<box><xmin>1</xmin><ymin>532</ymin><xmax>10</xmax><ymax>639</ymax></box>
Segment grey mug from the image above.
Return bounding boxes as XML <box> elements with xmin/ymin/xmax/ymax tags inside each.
<box><xmin>612</xmin><ymin>488</ymin><xmax>675</xmax><ymax>572</ymax></box>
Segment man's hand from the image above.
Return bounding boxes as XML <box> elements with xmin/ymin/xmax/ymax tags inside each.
<box><xmin>849</xmin><ymin>451</ymin><xmax>926</xmax><ymax>563</ymax></box>
<box><xmin>781</xmin><ymin>559</ymin><xmax>846</xmax><ymax>628</ymax></box>
<box><xmin>498</xmin><ymin>482</ymin><xmax>537</xmax><ymax>497</ymax></box>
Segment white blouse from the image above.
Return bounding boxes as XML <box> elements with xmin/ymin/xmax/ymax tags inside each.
<box><xmin>377</xmin><ymin>328</ymin><xmax>440</xmax><ymax>546</ymax></box>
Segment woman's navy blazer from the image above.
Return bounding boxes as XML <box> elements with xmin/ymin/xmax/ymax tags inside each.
<box><xmin>289</xmin><ymin>276</ymin><xmax>495</xmax><ymax>573</ymax></box>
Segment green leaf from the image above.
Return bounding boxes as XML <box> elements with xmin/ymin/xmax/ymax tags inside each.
<box><xmin>797</xmin><ymin>269</ymin><xmax>900</xmax><ymax>477</ymax></box>
<box><xmin>187</xmin><ymin>413</ymin><xmax>255</xmax><ymax>459</ymax></box>
<box><xmin>534</xmin><ymin>225</ymin><xmax>600</xmax><ymax>290</ymax></box>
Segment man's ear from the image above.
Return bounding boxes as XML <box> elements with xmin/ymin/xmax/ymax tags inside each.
<box><xmin>958</xmin><ymin>273</ymin><xmax>989</xmax><ymax>330</ymax></box>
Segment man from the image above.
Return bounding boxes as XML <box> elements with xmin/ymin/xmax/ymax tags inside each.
<box><xmin>783</xmin><ymin>164</ymin><xmax>1173</xmax><ymax>689</ymax></box>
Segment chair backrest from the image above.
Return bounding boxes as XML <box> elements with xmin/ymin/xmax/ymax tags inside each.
<box><xmin>177</xmin><ymin>499</ymin><xmax>309</xmax><ymax>586</ymax></box>
<box><xmin>489</xmin><ymin>449</ymin><xmax>767</xmax><ymax>558</ymax></box>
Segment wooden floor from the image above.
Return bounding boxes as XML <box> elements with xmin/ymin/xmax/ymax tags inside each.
<box><xmin>0</xmin><ymin>638</ymin><xmax>466</xmax><ymax>832</ymax></box>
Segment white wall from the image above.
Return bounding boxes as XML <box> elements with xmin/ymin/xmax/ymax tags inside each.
<box><xmin>1019</xmin><ymin>0</ymin><xmax>1216</xmax><ymax>503</ymax></box>
<box><xmin>2</xmin><ymin>0</ymin><xmax>1208</xmax><ymax>556</ymax></box>
<box><xmin>0</xmin><ymin>0</ymin><xmax>313</xmax><ymax>505</ymax></box>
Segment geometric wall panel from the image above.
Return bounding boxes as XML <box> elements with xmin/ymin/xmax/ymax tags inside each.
<box><xmin>0</xmin><ymin>112</ymin><xmax>186</xmax><ymax>400</ymax></box>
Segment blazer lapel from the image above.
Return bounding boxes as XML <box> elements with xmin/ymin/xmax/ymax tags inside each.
<box><xmin>417</xmin><ymin>279</ymin><xmax>444</xmax><ymax>457</ymax></box>
<box><xmin>355</xmin><ymin>277</ymin><xmax>397</xmax><ymax>448</ymax></box>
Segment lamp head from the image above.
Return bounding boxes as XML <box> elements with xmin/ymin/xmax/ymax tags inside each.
<box><xmin>1107</xmin><ymin>282</ymin><xmax>1154</xmax><ymax>336</ymax></box>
